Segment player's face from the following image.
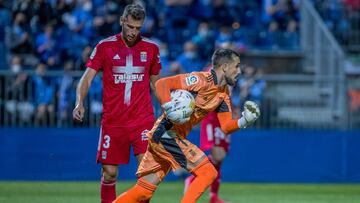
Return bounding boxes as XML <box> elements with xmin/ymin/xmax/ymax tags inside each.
<box><xmin>121</xmin><ymin>16</ymin><xmax>144</xmax><ymax>46</ymax></box>
<box><xmin>224</xmin><ymin>57</ymin><xmax>241</xmax><ymax>86</ymax></box>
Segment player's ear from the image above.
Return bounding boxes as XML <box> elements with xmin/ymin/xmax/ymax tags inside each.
<box><xmin>120</xmin><ymin>16</ymin><xmax>124</xmax><ymax>26</ymax></box>
<box><xmin>221</xmin><ymin>63</ymin><xmax>227</xmax><ymax>73</ymax></box>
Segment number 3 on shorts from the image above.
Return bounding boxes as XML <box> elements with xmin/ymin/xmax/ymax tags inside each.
<box><xmin>103</xmin><ymin>135</ymin><xmax>111</xmax><ymax>149</ymax></box>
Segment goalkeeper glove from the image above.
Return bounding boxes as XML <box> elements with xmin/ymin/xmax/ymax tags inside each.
<box><xmin>238</xmin><ymin>101</ymin><xmax>260</xmax><ymax>128</ymax></box>
<box><xmin>162</xmin><ymin>101</ymin><xmax>191</xmax><ymax>124</ymax></box>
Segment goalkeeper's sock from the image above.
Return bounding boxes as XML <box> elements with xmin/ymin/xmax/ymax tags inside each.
<box><xmin>181</xmin><ymin>158</ymin><xmax>217</xmax><ymax>203</ymax></box>
<box><xmin>113</xmin><ymin>178</ymin><xmax>156</xmax><ymax>203</ymax></box>
<box><xmin>100</xmin><ymin>176</ymin><xmax>116</xmax><ymax>203</ymax></box>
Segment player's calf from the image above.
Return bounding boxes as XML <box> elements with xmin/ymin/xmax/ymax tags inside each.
<box><xmin>181</xmin><ymin>159</ymin><xmax>218</xmax><ymax>203</ymax></box>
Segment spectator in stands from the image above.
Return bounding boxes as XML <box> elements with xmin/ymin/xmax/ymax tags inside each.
<box><xmin>75</xmin><ymin>45</ymin><xmax>92</xmax><ymax>70</ymax></box>
<box><xmin>176</xmin><ymin>40</ymin><xmax>204</xmax><ymax>72</ymax></box>
<box><xmin>35</xmin><ymin>24</ymin><xmax>58</xmax><ymax>67</ymax></box>
<box><xmin>57</xmin><ymin>60</ymin><xmax>76</xmax><ymax>127</ymax></box>
<box><xmin>31</xmin><ymin>0</ymin><xmax>54</xmax><ymax>34</ymax></box>
<box><xmin>5</xmin><ymin>55</ymin><xmax>34</xmax><ymax>123</ymax></box>
<box><xmin>93</xmin><ymin>4</ymin><xmax>120</xmax><ymax>40</ymax></box>
<box><xmin>237</xmin><ymin>65</ymin><xmax>266</xmax><ymax>109</ymax></box>
<box><xmin>9</xmin><ymin>12</ymin><xmax>33</xmax><ymax>54</ymax></box>
<box><xmin>164</xmin><ymin>0</ymin><xmax>196</xmax><ymax>55</ymax></box>
<box><xmin>12</xmin><ymin>0</ymin><xmax>34</xmax><ymax>19</ymax></box>
<box><xmin>159</xmin><ymin>42</ymin><xmax>172</xmax><ymax>77</ymax></box>
<box><xmin>215</xmin><ymin>26</ymin><xmax>233</xmax><ymax>48</ymax></box>
<box><xmin>262</xmin><ymin>0</ymin><xmax>300</xmax><ymax>49</ymax></box>
<box><xmin>192</xmin><ymin>22</ymin><xmax>215</xmax><ymax>60</ymax></box>
<box><xmin>212</xmin><ymin>0</ymin><xmax>234</xmax><ymax>26</ymax></box>
<box><xmin>32</xmin><ymin>63</ymin><xmax>55</xmax><ymax>126</ymax></box>
<box><xmin>0</xmin><ymin>0</ymin><xmax>10</xmax><ymax>69</ymax></box>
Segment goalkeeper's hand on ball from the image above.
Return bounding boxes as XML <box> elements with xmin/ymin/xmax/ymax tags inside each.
<box><xmin>162</xmin><ymin>101</ymin><xmax>193</xmax><ymax>124</ymax></box>
<box><xmin>238</xmin><ymin>101</ymin><xmax>260</xmax><ymax>128</ymax></box>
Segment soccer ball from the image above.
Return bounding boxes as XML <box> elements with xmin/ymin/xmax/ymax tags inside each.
<box><xmin>167</xmin><ymin>90</ymin><xmax>195</xmax><ymax>124</ymax></box>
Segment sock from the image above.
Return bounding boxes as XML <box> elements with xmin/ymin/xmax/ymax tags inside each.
<box><xmin>181</xmin><ymin>159</ymin><xmax>218</xmax><ymax>203</ymax></box>
<box><xmin>113</xmin><ymin>178</ymin><xmax>157</xmax><ymax>203</ymax></box>
<box><xmin>101</xmin><ymin>176</ymin><xmax>116</xmax><ymax>203</ymax></box>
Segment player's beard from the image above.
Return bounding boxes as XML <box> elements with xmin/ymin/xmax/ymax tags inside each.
<box><xmin>225</xmin><ymin>75</ymin><xmax>236</xmax><ymax>86</ymax></box>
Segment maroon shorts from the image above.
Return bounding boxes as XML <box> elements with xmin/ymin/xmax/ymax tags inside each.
<box><xmin>96</xmin><ymin>122</ymin><xmax>153</xmax><ymax>165</ymax></box>
<box><xmin>200</xmin><ymin>114</ymin><xmax>231</xmax><ymax>153</ymax></box>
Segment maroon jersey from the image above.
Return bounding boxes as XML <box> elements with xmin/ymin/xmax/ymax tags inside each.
<box><xmin>200</xmin><ymin>111</ymin><xmax>231</xmax><ymax>152</ymax></box>
<box><xmin>86</xmin><ymin>34</ymin><xmax>161</xmax><ymax>127</ymax></box>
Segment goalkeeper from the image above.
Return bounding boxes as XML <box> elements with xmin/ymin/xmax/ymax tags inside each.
<box><xmin>113</xmin><ymin>48</ymin><xmax>260</xmax><ymax>203</ymax></box>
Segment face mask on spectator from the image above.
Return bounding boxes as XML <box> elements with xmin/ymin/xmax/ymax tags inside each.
<box><xmin>199</xmin><ymin>29</ymin><xmax>209</xmax><ymax>38</ymax></box>
<box><xmin>185</xmin><ymin>51</ymin><xmax>197</xmax><ymax>59</ymax></box>
<box><xmin>160</xmin><ymin>49</ymin><xmax>168</xmax><ymax>58</ymax></box>
<box><xmin>11</xmin><ymin>64</ymin><xmax>21</xmax><ymax>74</ymax></box>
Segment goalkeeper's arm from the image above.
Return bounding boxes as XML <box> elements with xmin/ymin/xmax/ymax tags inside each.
<box><xmin>217</xmin><ymin>101</ymin><xmax>260</xmax><ymax>134</ymax></box>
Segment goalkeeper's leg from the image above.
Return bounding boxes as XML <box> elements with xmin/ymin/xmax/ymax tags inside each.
<box><xmin>113</xmin><ymin>177</ymin><xmax>157</xmax><ymax>203</ymax></box>
<box><xmin>181</xmin><ymin>158</ymin><xmax>218</xmax><ymax>203</ymax></box>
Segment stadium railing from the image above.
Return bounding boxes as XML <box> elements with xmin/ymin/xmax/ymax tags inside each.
<box><xmin>301</xmin><ymin>0</ymin><xmax>347</xmax><ymax>128</ymax></box>
<box><xmin>1</xmin><ymin>70</ymin><xmax>358</xmax><ymax>130</ymax></box>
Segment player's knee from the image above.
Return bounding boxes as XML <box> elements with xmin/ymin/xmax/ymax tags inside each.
<box><xmin>207</xmin><ymin>163</ymin><xmax>218</xmax><ymax>182</ymax></box>
<box><xmin>102</xmin><ymin>166</ymin><xmax>118</xmax><ymax>182</ymax></box>
<box><xmin>194</xmin><ymin>162</ymin><xmax>218</xmax><ymax>183</ymax></box>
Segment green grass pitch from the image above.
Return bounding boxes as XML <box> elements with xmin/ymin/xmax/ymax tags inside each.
<box><xmin>0</xmin><ymin>181</ymin><xmax>359</xmax><ymax>203</ymax></box>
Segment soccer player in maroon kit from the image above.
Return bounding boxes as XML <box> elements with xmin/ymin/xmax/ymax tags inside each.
<box><xmin>72</xmin><ymin>4</ymin><xmax>161</xmax><ymax>203</ymax></box>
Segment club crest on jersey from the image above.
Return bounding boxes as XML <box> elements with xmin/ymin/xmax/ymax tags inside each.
<box><xmin>185</xmin><ymin>75</ymin><xmax>199</xmax><ymax>86</ymax></box>
<box><xmin>141</xmin><ymin>130</ymin><xmax>149</xmax><ymax>141</ymax></box>
<box><xmin>140</xmin><ymin>52</ymin><xmax>147</xmax><ymax>62</ymax></box>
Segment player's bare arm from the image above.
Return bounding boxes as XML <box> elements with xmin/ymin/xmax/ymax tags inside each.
<box><xmin>73</xmin><ymin>68</ymin><xmax>97</xmax><ymax>122</ymax></box>
<box><xmin>150</xmin><ymin>74</ymin><xmax>160</xmax><ymax>93</ymax></box>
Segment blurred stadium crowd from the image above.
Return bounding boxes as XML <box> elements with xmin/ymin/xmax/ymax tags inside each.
<box><xmin>0</xmin><ymin>0</ymin><xmax>358</xmax><ymax>127</ymax></box>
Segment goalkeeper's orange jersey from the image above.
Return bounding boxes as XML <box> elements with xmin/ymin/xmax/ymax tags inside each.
<box><xmin>152</xmin><ymin>69</ymin><xmax>239</xmax><ymax>139</ymax></box>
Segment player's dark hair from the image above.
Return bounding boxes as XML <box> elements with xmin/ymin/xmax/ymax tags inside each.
<box><xmin>212</xmin><ymin>48</ymin><xmax>240</xmax><ymax>69</ymax></box>
<box><xmin>122</xmin><ymin>4</ymin><xmax>146</xmax><ymax>21</ymax></box>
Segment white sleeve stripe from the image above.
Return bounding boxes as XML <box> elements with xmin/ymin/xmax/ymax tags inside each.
<box><xmin>99</xmin><ymin>36</ymin><xmax>117</xmax><ymax>44</ymax></box>
<box><xmin>141</xmin><ymin>38</ymin><xmax>159</xmax><ymax>47</ymax></box>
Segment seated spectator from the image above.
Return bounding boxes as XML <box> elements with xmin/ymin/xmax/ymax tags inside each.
<box><xmin>32</xmin><ymin>63</ymin><xmax>55</xmax><ymax>126</ymax></box>
<box><xmin>9</xmin><ymin>12</ymin><xmax>33</xmax><ymax>54</ymax></box>
<box><xmin>176</xmin><ymin>41</ymin><xmax>204</xmax><ymax>73</ymax></box>
<box><xmin>215</xmin><ymin>26</ymin><xmax>233</xmax><ymax>48</ymax></box>
<box><xmin>191</xmin><ymin>22</ymin><xmax>215</xmax><ymax>60</ymax></box>
<box><xmin>5</xmin><ymin>55</ymin><xmax>34</xmax><ymax>124</ymax></box>
<box><xmin>237</xmin><ymin>65</ymin><xmax>266</xmax><ymax>107</ymax></box>
<box><xmin>164</xmin><ymin>0</ymin><xmax>196</xmax><ymax>55</ymax></box>
<box><xmin>262</xmin><ymin>0</ymin><xmax>300</xmax><ymax>49</ymax></box>
<box><xmin>75</xmin><ymin>45</ymin><xmax>92</xmax><ymax>70</ymax></box>
<box><xmin>159</xmin><ymin>42</ymin><xmax>172</xmax><ymax>77</ymax></box>
<box><xmin>35</xmin><ymin>24</ymin><xmax>58</xmax><ymax>67</ymax></box>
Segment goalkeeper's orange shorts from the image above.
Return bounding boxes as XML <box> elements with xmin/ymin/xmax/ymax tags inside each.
<box><xmin>136</xmin><ymin>132</ymin><xmax>205</xmax><ymax>180</ymax></box>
